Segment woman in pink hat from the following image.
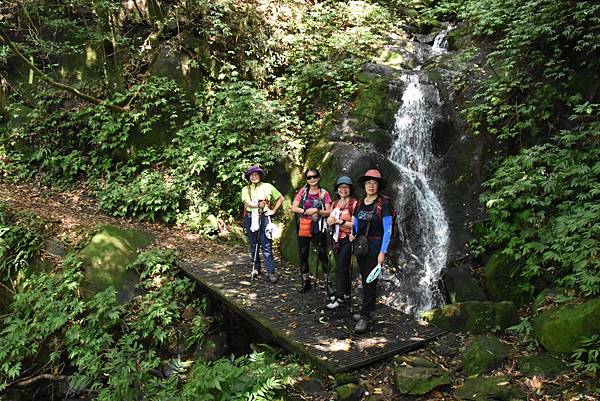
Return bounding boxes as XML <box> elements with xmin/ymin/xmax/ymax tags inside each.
<box><xmin>241</xmin><ymin>165</ymin><xmax>284</xmax><ymax>283</ymax></box>
<box><xmin>350</xmin><ymin>168</ymin><xmax>393</xmax><ymax>333</ymax></box>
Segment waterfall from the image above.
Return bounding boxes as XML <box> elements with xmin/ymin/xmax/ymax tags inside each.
<box><xmin>381</xmin><ymin>28</ymin><xmax>451</xmax><ymax>315</ymax></box>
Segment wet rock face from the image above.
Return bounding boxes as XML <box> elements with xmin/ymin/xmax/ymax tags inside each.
<box><xmin>442</xmin><ymin>264</ymin><xmax>487</xmax><ymax>303</ymax></box>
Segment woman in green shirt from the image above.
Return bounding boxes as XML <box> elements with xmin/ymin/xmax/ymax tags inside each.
<box><xmin>241</xmin><ymin>166</ymin><xmax>284</xmax><ymax>283</ymax></box>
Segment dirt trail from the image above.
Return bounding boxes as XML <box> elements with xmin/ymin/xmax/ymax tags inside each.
<box><xmin>0</xmin><ymin>180</ymin><xmax>235</xmax><ymax>262</ymax></box>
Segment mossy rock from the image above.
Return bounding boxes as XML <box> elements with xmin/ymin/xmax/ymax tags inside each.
<box><xmin>334</xmin><ymin>372</ymin><xmax>358</xmax><ymax>386</ymax></box>
<box><xmin>532</xmin><ymin>288</ymin><xmax>570</xmax><ymax>312</ymax></box>
<box><xmin>483</xmin><ymin>252</ymin><xmax>530</xmax><ymax>306</ymax></box>
<box><xmin>443</xmin><ymin>266</ymin><xmax>487</xmax><ymax>302</ymax></box>
<box><xmin>394</xmin><ymin>364</ymin><xmax>452</xmax><ymax>395</ymax></box>
<box><xmin>303</xmin><ymin>139</ymin><xmax>337</xmax><ymax>192</ymax></box>
<box><xmin>353</xmin><ymin>70</ymin><xmax>399</xmax><ymax>150</ymax></box>
<box><xmin>454</xmin><ymin>376</ymin><xmax>523</xmax><ymax>401</ymax></box>
<box><xmin>517</xmin><ymin>354</ymin><xmax>567</xmax><ymax>378</ymax></box>
<box><xmin>335</xmin><ymin>383</ymin><xmax>362</xmax><ymax>401</ymax></box>
<box><xmin>421</xmin><ymin>301</ymin><xmax>518</xmax><ymax>334</ymax></box>
<box><xmin>533</xmin><ymin>298</ymin><xmax>600</xmax><ymax>354</ymax></box>
<box><xmin>78</xmin><ymin>225</ymin><xmax>154</xmax><ymax>303</ymax></box>
<box><xmin>395</xmin><ymin>355</ymin><xmax>438</xmax><ymax>368</ymax></box>
<box><xmin>446</xmin><ymin>23</ymin><xmax>474</xmax><ymax>51</ymax></box>
<box><xmin>463</xmin><ymin>335</ymin><xmax>509</xmax><ymax>376</ymax></box>
<box><xmin>280</xmin><ymin>217</ymin><xmax>300</xmax><ymax>267</ymax></box>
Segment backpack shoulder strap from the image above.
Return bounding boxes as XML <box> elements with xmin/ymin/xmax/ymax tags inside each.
<box><xmin>375</xmin><ymin>195</ymin><xmax>386</xmax><ymax>221</ymax></box>
<box><xmin>299</xmin><ymin>185</ymin><xmax>309</xmax><ymax>205</ymax></box>
<box><xmin>349</xmin><ymin>198</ymin><xmax>357</xmax><ymax>213</ymax></box>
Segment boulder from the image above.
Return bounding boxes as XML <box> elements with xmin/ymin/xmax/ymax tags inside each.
<box><xmin>532</xmin><ymin>288</ymin><xmax>570</xmax><ymax>312</ymax></box>
<box><xmin>517</xmin><ymin>354</ymin><xmax>567</xmax><ymax>378</ymax></box>
<box><xmin>335</xmin><ymin>383</ymin><xmax>363</xmax><ymax>401</ymax></box>
<box><xmin>483</xmin><ymin>252</ymin><xmax>530</xmax><ymax>305</ymax></box>
<box><xmin>533</xmin><ymin>298</ymin><xmax>600</xmax><ymax>354</ymax></box>
<box><xmin>446</xmin><ymin>23</ymin><xmax>474</xmax><ymax>51</ymax></box>
<box><xmin>393</xmin><ymin>356</ymin><xmax>452</xmax><ymax>395</ymax></box>
<box><xmin>463</xmin><ymin>336</ymin><xmax>509</xmax><ymax>376</ymax></box>
<box><xmin>298</xmin><ymin>377</ymin><xmax>328</xmax><ymax>399</ymax></box>
<box><xmin>454</xmin><ymin>376</ymin><xmax>523</xmax><ymax>401</ymax></box>
<box><xmin>421</xmin><ymin>301</ymin><xmax>519</xmax><ymax>334</ymax></box>
<box><xmin>78</xmin><ymin>225</ymin><xmax>154</xmax><ymax>303</ymax></box>
<box><xmin>443</xmin><ymin>265</ymin><xmax>487</xmax><ymax>302</ymax></box>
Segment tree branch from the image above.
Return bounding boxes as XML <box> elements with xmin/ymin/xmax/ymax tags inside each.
<box><xmin>0</xmin><ymin>29</ymin><xmax>129</xmax><ymax>113</ymax></box>
<box><xmin>12</xmin><ymin>373</ymin><xmax>67</xmax><ymax>388</ymax></box>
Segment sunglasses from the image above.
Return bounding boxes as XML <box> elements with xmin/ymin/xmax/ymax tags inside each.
<box><xmin>306</xmin><ymin>175</ymin><xmax>319</xmax><ymax>179</ymax></box>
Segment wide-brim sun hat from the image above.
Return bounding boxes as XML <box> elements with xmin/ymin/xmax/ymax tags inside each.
<box><xmin>244</xmin><ymin>165</ymin><xmax>265</xmax><ymax>180</ymax></box>
<box><xmin>334</xmin><ymin>175</ymin><xmax>353</xmax><ymax>191</ymax></box>
<box><xmin>357</xmin><ymin>168</ymin><xmax>386</xmax><ymax>191</ymax></box>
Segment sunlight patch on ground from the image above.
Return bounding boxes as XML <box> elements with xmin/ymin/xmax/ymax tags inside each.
<box><xmin>354</xmin><ymin>336</ymin><xmax>390</xmax><ymax>350</ymax></box>
<box><xmin>313</xmin><ymin>338</ymin><xmax>352</xmax><ymax>352</ymax></box>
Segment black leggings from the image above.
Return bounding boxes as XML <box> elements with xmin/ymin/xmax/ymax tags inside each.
<box><xmin>333</xmin><ymin>237</ymin><xmax>352</xmax><ymax>299</ymax></box>
<box><xmin>357</xmin><ymin>253</ymin><xmax>379</xmax><ymax>316</ymax></box>
<box><xmin>298</xmin><ymin>234</ymin><xmax>329</xmax><ymax>276</ymax></box>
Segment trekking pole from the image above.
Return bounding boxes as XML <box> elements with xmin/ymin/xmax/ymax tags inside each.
<box><xmin>325</xmin><ymin>249</ymin><xmax>333</xmax><ymax>301</ymax></box>
<box><xmin>250</xmin><ymin>210</ymin><xmax>263</xmax><ymax>279</ymax></box>
<box><xmin>251</xmin><ymin>239</ymin><xmax>260</xmax><ymax>279</ymax></box>
<box><xmin>349</xmin><ymin>255</ymin><xmax>356</xmax><ymax>317</ymax></box>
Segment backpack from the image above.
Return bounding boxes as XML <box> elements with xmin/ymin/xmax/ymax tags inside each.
<box><xmin>295</xmin><ymin>186</ymin><xmax>326</xmax><ymax>231</ymax></box>
<box><xmin>356</xmin><ymin>195</ymin><xmax>398</xmax><ymax>238</ymax></box>
<box><xmin>298</xmin><ymin>186</ymin><xmax>326</xmax><ymax>208</ymax></box>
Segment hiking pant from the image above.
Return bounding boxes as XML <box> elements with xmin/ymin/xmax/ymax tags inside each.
<box><xmin>357</xmin><ymin>253</ymin><xmax>379</xmax><ymax>317</ymax></box>
<box><xmin>245</xmin><ymin>215</ymin><xmax>276</xmax><ymax>274</ymax></box>
<box><xmin>298</xmin><ymin>233</ymin><xmax>329</xmax><ymax>277</ymax></box>
<box><xmin>333</xmin><ymin>236</ymin><xmax>352</xmax><ymax>300</ymax></box>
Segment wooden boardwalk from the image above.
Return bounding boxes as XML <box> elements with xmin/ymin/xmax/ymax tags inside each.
<box><xmin>179</xmin><ymin>252</ymin><xmax>444</xmax><ymax>374</ymax></box>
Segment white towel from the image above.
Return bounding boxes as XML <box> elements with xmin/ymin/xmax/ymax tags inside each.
<box><xmin>331</xmin><ymin>208</ymin><xmax>341</xmax><ymax>242</ymax></box>
<box><xmin>265</xmin><ymin>216</ymin><xmax>277</xmax><ymax>240</ymax></box>
<box><xmin>250</xmin><ymin>203</ymin><xmax>260</xmax><ymax>232</ymax></box>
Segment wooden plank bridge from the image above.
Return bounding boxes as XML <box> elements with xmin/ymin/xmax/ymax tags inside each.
<box><xmin>179</xmin><ymin>253</ymin><xmax>444</xmax><ymax>374</ymax></box>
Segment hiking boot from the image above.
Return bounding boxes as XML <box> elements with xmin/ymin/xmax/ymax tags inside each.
<box><xmin>352</xmin><ymin>312</ymin><xmax>374</xmax><ymax>321</ymax></box>
<box><xmin>268</xmin><ymin>272</ymin><xmax>278</xmax><ymax>283</ymax></box>
<box><xmin>354</xmin><ymin>317</ymin><xmax>369</xmax><ymax>334</ymax></box>
<box><xmin>326</xmin><ymin>299</ymin><xmax>343</xmax><ymax>310</ymax></box>
<box><xmin>299</xmin><ymin>276</ymin><xmax>311</xmax><ymax>293</ymax></box>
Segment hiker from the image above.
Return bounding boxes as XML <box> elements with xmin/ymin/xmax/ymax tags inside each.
<box><xmin>241</xmin><ymin>165</ymin><xmax>284</xmax><ymax>283</ymax></box>
<box><xmin>325</xmin><ymin>176</ymin><xmax>357</xmax><ymax>310</ymax></box>
<box><xmin>350</xmin><ymin>168</ymin><xmax>393</xmax><ymax>334</ymax></box>
<box><xmin>291</xmin><ymin>168</ymin><xmax>332</xmax><ymax>293</ymax></box>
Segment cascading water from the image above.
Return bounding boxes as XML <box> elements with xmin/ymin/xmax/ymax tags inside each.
<box><xmin>380</xmin><ymin>28</ymin><xmax>452</xmax><ymax>315</ymax></box>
